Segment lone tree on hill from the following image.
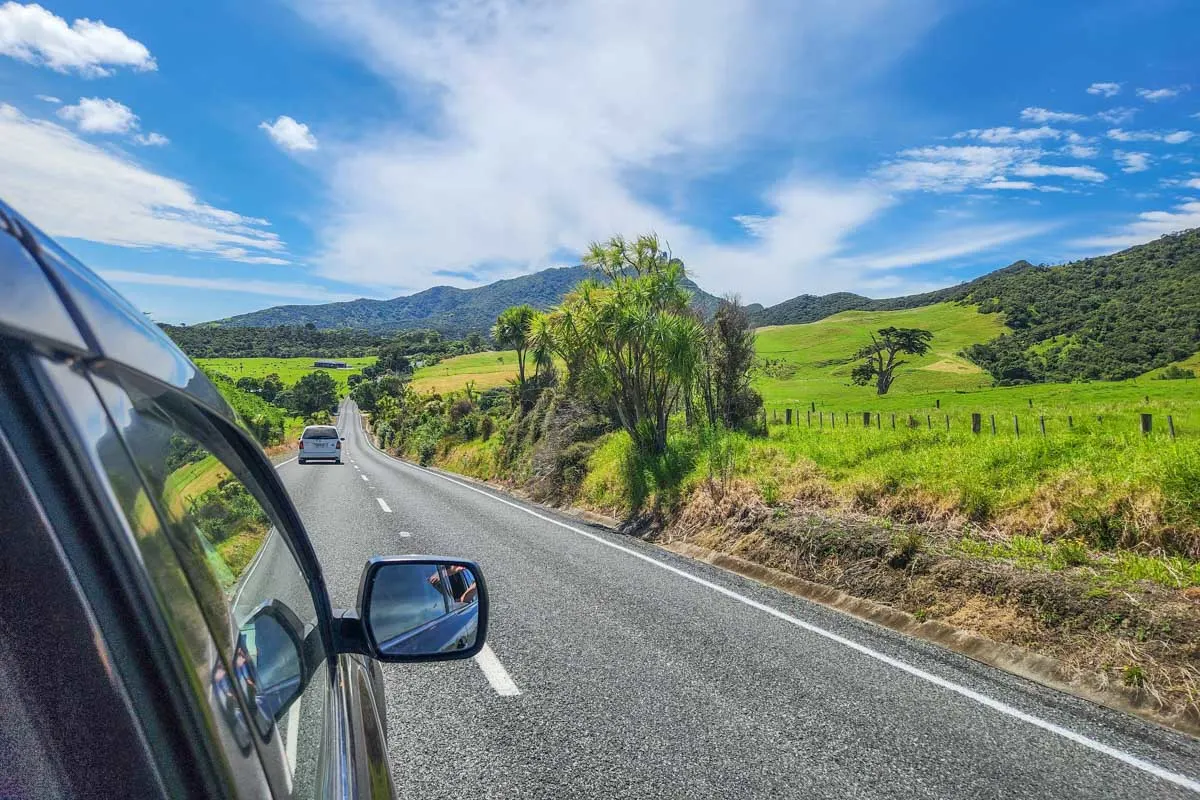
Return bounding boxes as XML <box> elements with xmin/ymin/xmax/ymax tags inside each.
<box><xmin>851</xmin><ymin>327</ymin><xmax>933</xmax><ymax>395</ymax></box>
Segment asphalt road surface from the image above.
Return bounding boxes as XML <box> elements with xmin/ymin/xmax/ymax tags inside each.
<box><xmin>277</xmin><ymin>401</ymin><xmax>1200</xmax><ymax>800</ymax></box>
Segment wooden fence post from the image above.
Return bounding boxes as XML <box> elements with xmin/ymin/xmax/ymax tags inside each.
<box><xmin>1028</xmin><ymin>398</ymin><xmax>1033</xmax><ymax>408</ymax></box>
<box><xmin>819</xmin><ymin>412</ymin><xmax>824</xmax><ymax>428</ymax></box>
<box><xmin>811</xmin><ymin>401</ymin><xmax>816</xmax><ymax>412</ymax></box>
<box><xmin>891</xmin><ymin>414</ymin><xmax>896</xmax><ymax>429</ymax></box>
<box><xmin>832</xmin><ymin>412</ymin><xmax>836</xmax><ymax>429</ymax></box>
<box><xmin>936</xmin><ymin>398</ymin><xmax>940</xmax><ymax>409</ymax></box>
<box><xmin>1068</xmin><ymin>415</ymin><xmax>1073</xmax><ymax>429</ymax></box>
<box><xmin>863</xmin><ymin>411</ymin><xmax>871</xmax><ymax>427</ymax></box>
<box><xmin>786</xmin><ymin>408</ymin><xmax>792</xmax><ymax>426</ymax></box>
<box><xmin>926</xmin><ymin>414</ymin><xmax>931</xmax><ymax>430</ymax></box>
<box><xmin>1141</xmin><ymin>413</ymin><xmax>1152</xmax><ymax>436</ymax></box>
<box><xmin>773</xmin><ymin>409</ymin><xmax>777</xmax><ymax>424</ymax></box>
<box><xmin>1168</xmin><ymin>415</ymin><xmax>1176</xmax><ymax>440</ymax></box>
<box><xmin>807</xmin><ymin>410</ymin><xmax>811</xmax><ymax>427</ymax></box>
<box><xmin>844</xmin><ymin>412</ymin><xmax>849</xmax><ymax>426</ymax></box>
<box><xmin>1039</xmin><ymin>415</ymin><xmax>1046</xmax><ymax>436</ymax></box>
<box><xmin>971</xmin><ymin>413</ymin><xmax>981</xmax><ymax>434</ymax></box>
<box><xmin>991</xmin><ymin>414</ymin><xmax>996</xmax><ymax>435</ymax></box>
<box><xmin>1014</xmin><ymin>416</ymin><xmax>1020</xmax><ymax>437</ymax></box>
<box><xmin>876</xmin><ymin>413</ymin><xmax>881</xmax><ymax>430</ymax></box>
<box><xmin>945</xmin><ymin>414</ymin><xmax>950</xmax><ymax>431</ymax></box>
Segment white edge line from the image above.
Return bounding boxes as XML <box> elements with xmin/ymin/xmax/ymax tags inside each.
<box><xmin>360</xmin><ymin>474</ymin><xmax>369</xmax><ymax>482</ymax></box>
<box><xmin>475</xmin><ymin>643</ymin><xmax>520</xmax><ymax>696</ymax></box>
<box><xmin>376</xmin><ymin>497</ymin><xmax>392</xmax><ymax>513</ymax></box>
<box><xmin>352</xmin><ymin>408</ymin><xmax>1200</xmax><ymax>793</ymax></box>
<box><xmin>275</xmin><ymin>456</ymin><xmax>297</xmax><ymax>469</ymax></box>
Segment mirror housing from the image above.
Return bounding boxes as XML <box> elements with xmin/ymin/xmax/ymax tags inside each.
<box><xmin>233</xmin><ymin>599</ymin><xmax>309</xmax><ymax>737</ymax></box>
<box><xmin>334</xmin><ymin>556</ymin><xmax>488</xmax><ymax>663</ymax></box>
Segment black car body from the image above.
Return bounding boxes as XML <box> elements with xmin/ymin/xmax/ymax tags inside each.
<box><xmin>0</xmin><ymin>200</ymin><xmax>487</xmax><ymax>799</ymax></box>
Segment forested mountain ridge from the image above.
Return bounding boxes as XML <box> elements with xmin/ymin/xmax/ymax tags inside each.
<box><xmin>213</xmin><ymin>265</ymin><xmax>725</xmax><ymax>334</ymax></box>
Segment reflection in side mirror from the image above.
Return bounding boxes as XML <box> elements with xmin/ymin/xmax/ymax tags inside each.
<box><xmin>358</xmin><ymin>557</ymin><xmax>487</xmax><ymax>663</ymax></box>
<box><xmin>235</xmin><ymin>600</ymin><xmax>307</xmax><ymax>737</ymax></box>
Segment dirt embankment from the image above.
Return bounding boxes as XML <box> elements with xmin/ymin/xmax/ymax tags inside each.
<box><xmin>659</xmin><ymin>479</ymin><xmax>1200</xmax><ymax>732</ymax></box>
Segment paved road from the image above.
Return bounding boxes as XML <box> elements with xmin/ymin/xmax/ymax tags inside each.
<box><xmin>277</xmin><ymin>401</ymin><xmax>1200</xmax><ymax>799</ymax></box>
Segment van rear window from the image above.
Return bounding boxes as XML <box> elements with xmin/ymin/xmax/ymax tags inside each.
<box><xmin>304</xmin><ymin>427</ymin><xmax>339</xmax><ymax>439</ymax></box>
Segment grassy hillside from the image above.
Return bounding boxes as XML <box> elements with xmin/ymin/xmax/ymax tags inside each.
<box><xmin>754</xmin><ymin>303</ymin><xmax>1007</xmax><ymax>408</ymax></box>
<box><xmin>198</xmin><ymin>356</ymin><xmax>375</xmax><ymax>393</ymax></box>
<box><xmin>411</xmin><ymin>351</ymin><xmax>519</xmax><ymax>393</ymax></box>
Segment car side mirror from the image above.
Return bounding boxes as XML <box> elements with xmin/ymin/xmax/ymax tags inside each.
<box><xmin>341</xmin><ymin>437</ymin><xmax>346</xmax><ymax>441</ymax></box>
<box><xmin>334</xmin><ymin>556</ymin><xmax>488</xmax><ymax>663</ymax></box>
<box><xmin>234</xmin><ymin>600</ymin><xmax>309</xmax><ymax>737</ymax></box>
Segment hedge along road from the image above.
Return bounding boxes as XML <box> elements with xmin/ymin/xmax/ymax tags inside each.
<box><xmin>275</xmin><ymin>400</ymin><xmax>1200</xmax><ymax>799</ymax></box>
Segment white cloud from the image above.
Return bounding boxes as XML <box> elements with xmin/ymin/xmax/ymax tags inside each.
<box><xmin>1107</xmin><ymin>128</ymin><xmax>1194</xmax><ymax>144</ymax></box>
<box><xmin>1097</xmin><ymin>107</ymin><xmax>1137</xmax><ymax>124</ymax></box>
<box><xmin>34</xmin><ymin>92</ymin><xmax>58</xmax><ymax>103</ymax></box>
<box><xmin>133</xmin><ymin>131</ymin><xmax>168</xmax><ymax>146</ymax></box>
<box><xmin>0</xmin><ymin>104</ymin><xmax>284</xmax><ymax>262</ymax></box>
<box><xmin>834</xmin><ymin>222</ymin><xmax>1054</xmax><ymax>271</ymax></box>
<box><xmin>291</xmin><ymin>0</ymin><xmax>939</xmax><ymax>301</ymax></box>
<box><xmin>1113</xmin><ymin>150</ymin><xmax>1151</xmax><ymax>173</ymax></box>
<box><xmin>56</xmin><ymin>96</ymin><xmax>136</xmax><ymax>133</ymax></box>
<box><xmin>1072</xmin><ymin>200</ymin><xmax>1200</xmax><ymax>249</ymax></box>
<box><xmin>0</xmin><ymin>2</ymin><xmax>155</xmax><ymax>76</ymax></box>
<box><xmin>1013</xmin><ymin>162</ymin><xmax>1107</xmax><ymax>182</ymax></box>
<box><xmin>1087</xmin><ymin>82</ymin><xmax>1121</xmax><ymax>97</ymax></box>
<box><xmin>981</xmin><ymin>179</ymin><xmax>1036</xmax><ymax>190</ymax></box>
<box><xmin>259</xmin><ymin>115</ymin><xmax>318</xmax><ymax>152</ymax></box>
<box><xmin>1136</xmin><ymin>87</ymin><xmax>1184</xmax><ymax>102</ymax></box>
<box><xmin>1061</xmin><ymin>143</ymin><xmax>1099</xmax><ymax>159</ymax></box>
<box><xmin>876</xmin><ymin>145</ymin><xmax>1024</xmax><ymax>192</ymax></box>
<box><xmin>1184</xmin><ymin>178</ymin><xmax>1200</xmax><ymax>189</ymax></box>
<box><xmin>1020</xmin><ymin>107</ymin><xmax>1086</xmax><ymax>124</ymax></box>
<box><xmin>958</xmin><ymin>125</ymin><xmax>1062</xmax><ymax>143</ymax></box>
<box><xmin>99</xmin><ymin>271</ymin><xmax>357</xmax><ymax>301</ymax></box>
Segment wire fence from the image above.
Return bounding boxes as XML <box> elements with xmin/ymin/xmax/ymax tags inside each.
<box><xmin>766</xmin><ymin>405</ymin><xmax>1184</xmax><ymax>440</ymax></box>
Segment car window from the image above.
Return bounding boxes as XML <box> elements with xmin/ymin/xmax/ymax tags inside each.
<box><xmin>302</xmin><ymin>427</ymin><xmax>338</xmax><ymax>439</ymax></box>
<box><xmin>87</xmin><ymin>370</ymin><xmax>329</xmax><ymax>799</ymax></box>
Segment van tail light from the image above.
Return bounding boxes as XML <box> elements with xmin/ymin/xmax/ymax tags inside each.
<box><xmin>336</xmin><ymin>440</ymin><xmax>342</xmax><ymax>449</ymax></box>
<box><xmin>299</xmin><ymin>440</ymin><xmax>304</xmax><ymax>450</ymax></box>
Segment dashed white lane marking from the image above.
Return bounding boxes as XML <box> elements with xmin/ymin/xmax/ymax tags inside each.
<box><xmin>377</xmin><ymin>498</ymin><xmax>392</xmax><ymax>513</ymax></box>
<box><xmin>475</xmin><ymin>644</ymin><xmax>521</xmax><ymax>696</ymax></box>
<box><xmin>398</xmin><ymin>531</ymin><xmax>411</xmax><ymax>538</ymax></box>
<box><xmin>370</xmin><ymin>432</ymin><xmax>1200</xmax><ymax>794</ymax></box>
<box><xmin>360</xmin><ymin>474</ymin><xmax>369</xmax><ymax>482</ymax></box>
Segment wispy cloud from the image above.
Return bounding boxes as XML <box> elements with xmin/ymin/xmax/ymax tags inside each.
<box><xmin>1086</xmin><ymin>82</ymin><xmax>1121</xmax><ymax>97</ymax></box>
<box><xmin>1107</xmin><ymin>128</ymin><xmax>1194</xmax><ymax>144</ymax></box>
<box><xmin>1113</xmin><ymin>151</ymin><xmax>1151</xmax><ymax>173</ymax></box>
<box><xmin>0</xmin><ymin>2</ymin><xmax>155</xmax><ymax>76</ymax></box>
<box><xmin>259</xmin><ymin>115</ymin><xmax>318</xmax><ymax>153</ymax></box>
<box><xmin>1097</xmin><ymin>107</ymin><xmax>1137</xmax><ymax>124</ymax></box>
<box><xmin>99</xmin><ymin>270</ymin><xmax>362</xmax><ymax>302</ymax></box>
<box><xmin>1061</xmin><ymin>143</ymin><xmax>1099</xmax><ymax>159</ymax></box>
<box><xmin>876</xmin><ymin>145</ymin><xmax>1024</xmax><ymax>192</ymax></box>
<box><xmin>0</xmin><ymin>104</ymin><xmax>284</xmax><ymax>262</ymax></box>
<box><xmin>1020</xmin><ymin>107</ymin><xmax>1086</xmax><ymax>124</ymax></box>
<box><xmin>1072</xmin><ymin>200</ymin><xmax>1200</xmax><ymax>249</ymax></box>
<box><xmin>835</xmin><ymin>222</ymin><xmax>1055</xmax><ymax>271</ymax></box>
<box><xmin>1136</xmin><ymin>86</ymin><xmax>1186</xmax><ymax>102</ymax></box>
<box><xmin>34</xmin><ymin>93</ymin><xmax>59</xmax><ymax>103</ymax></box>
<box><xmin>956</xmin><ymin>126</ymin><xmax>1063</xmax><ymax>143</ymax></box>
<box><xmin>1013</xmin><ymin>162</ymin><xmax>1106</xmax><ymax>183</ymax></box>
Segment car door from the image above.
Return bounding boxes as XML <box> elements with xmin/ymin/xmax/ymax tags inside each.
<box><xmin>30</xmin><ymin>353</ymin><xmax>394</xmax><ymax>798</ymax></box>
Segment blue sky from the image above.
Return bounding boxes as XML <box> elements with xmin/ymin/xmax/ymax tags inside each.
<box><xmin>0</xmin><ymin>0</ymin><xmax>1197</xmax><ymax>323</ymax></box>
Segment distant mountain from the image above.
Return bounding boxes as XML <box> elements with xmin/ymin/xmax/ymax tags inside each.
<box><xmin>750</xmin><ymin>263</ymin><xmax>1039</xmax><ymax>327</ymax></box>
<box><xmin>213</xmin><ymin>265</ymin><xmax>726</xmax><ymax>334</ymax></box>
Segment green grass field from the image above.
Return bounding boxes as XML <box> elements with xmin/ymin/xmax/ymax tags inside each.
<box><xmin>197</xmin><ymin>356</ymin><xmax>375</xmax><ymax>393</ymax></box>
<box><xmin>411</xmin><ymin>351</ymin><xmax>520</xmax><ymax>394</ymax></box>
